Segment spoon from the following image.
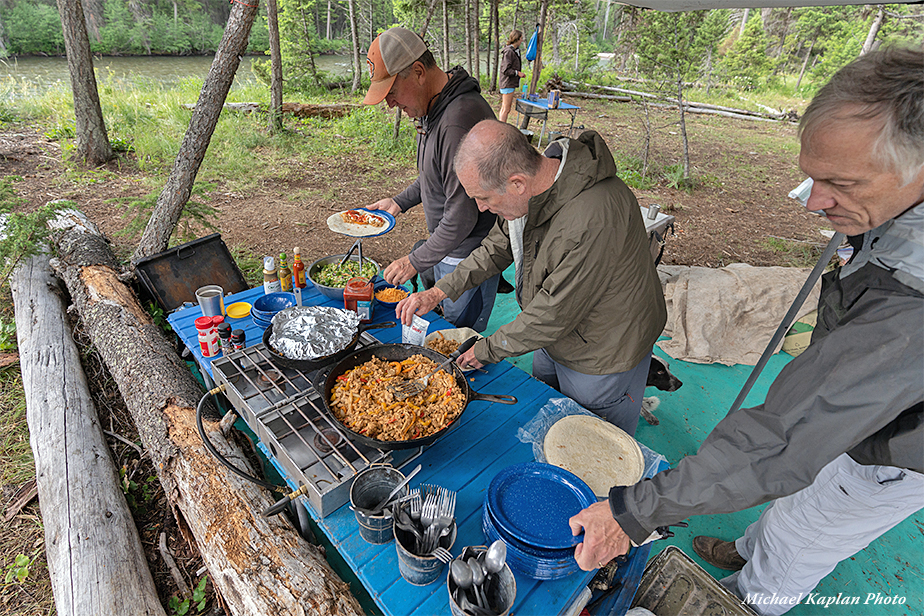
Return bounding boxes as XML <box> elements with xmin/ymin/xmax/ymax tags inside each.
<box><xmin>393</xmin><ymin>506</ymin><xmax>423</xmax><ymax>544</ymax></box>
<box><xmin>450</xmin><ymin>559</ymin><xmax>473</xmax><ymax>606</ymax></box>
<box><xmin>369</xmin><ymin>464</ymin><xmax>421</xmax><ymax>515</ymax></box>
<box><xmin>484</xmin><ymin>540</ymin><xmax>507</xmax><ymax>575</ymax></box>
<box><xmin>467</xmin><ymin>557</ymin><xmax>487</xmax><ymax>609</ymax></box>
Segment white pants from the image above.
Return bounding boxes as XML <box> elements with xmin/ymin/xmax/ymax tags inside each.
<box><xmin>721</xmin><ymin>453</ymin><xmax>924</xmax><ymax>616</ymax></box>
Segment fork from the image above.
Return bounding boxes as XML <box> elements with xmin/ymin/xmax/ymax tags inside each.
<box><xmin>433</xmin><ymin>547</ymin><xmax>453</xmax><ymax>564</ymax></box>
<box><xmin>387</xmin><ymin>337</ymin><xmax>477</xmax><ymax>400</ymax></box>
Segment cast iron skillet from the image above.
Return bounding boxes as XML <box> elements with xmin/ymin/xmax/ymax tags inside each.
<box><xmin>262</xmin><ymin>320</ymin><xmax>395</xmax><ymax>372</ymax></box>
<box><xmin>314</xmin><ymin>343</ymin><xmax>518</xmax><ymax>450</ymax></box>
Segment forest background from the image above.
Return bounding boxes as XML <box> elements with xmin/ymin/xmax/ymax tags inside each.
<box><xmin>3</xmin><ymin>0</ymin><xmax>923</xmax><ymax>98</ymax></box>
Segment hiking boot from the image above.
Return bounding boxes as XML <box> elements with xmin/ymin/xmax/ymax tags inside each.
<box><xmin>692</xmin><ymin>536</ymin><xmax>747</xmax><ymax>571</ymax></box>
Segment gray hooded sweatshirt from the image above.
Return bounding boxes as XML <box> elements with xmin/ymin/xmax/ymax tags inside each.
<box><xmin>393</xmin><ymin>67</ymin><xmax>497</xmax><ymax>273</ymax></box>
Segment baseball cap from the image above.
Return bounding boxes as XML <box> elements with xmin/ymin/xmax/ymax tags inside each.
<box><xmin>363</xmin><ymin>27</ymin><xmax>428</xmax><ymax>105</ymax></box>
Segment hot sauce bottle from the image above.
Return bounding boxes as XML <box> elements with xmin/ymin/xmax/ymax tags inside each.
<box><xmin>292</xmin><ymin>247</ymin><xmax>306</xmax><ymax>288</ymax></box>
<box><xmin>278</xmin><ymin>253</ymin><xmax>293</xmax><ymax>292</ymax></box>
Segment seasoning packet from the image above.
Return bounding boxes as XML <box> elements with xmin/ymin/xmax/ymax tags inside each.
<box><xmin>402</xmin><ymin>314</ymin><xmax>429</xmax><ymax>346</ymax></box>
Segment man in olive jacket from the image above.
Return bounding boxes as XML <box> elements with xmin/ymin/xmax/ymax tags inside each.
<box><xmin>396</xmin><ymin>120</ymin><xmax>666</xmax><ymax>435</ymax></box>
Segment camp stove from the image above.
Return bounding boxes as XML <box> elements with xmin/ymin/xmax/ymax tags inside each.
<box><xmin>211</xmin><ymin>333</ymin><xmax>420</xmax><ymax>517</ymax></box>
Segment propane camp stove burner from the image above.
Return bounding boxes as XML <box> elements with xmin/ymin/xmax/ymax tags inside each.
<box><xmin>258</xmin><ymin>370</ymin><xmax>284</xmax><ymax>389</ymax></box>
<box><xmin>313</xmin><ymin>428</ymin><xmax>344</xmax><ymax>454</ymax></box>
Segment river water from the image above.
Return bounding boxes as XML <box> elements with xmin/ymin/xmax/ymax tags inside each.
<box><xmin>0</xmin><ymin>55</ymin><xmax>354</xmax><ymax>101</ymax></box>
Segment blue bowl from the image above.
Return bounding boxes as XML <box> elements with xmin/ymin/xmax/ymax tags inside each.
<box><xmin>252</xmin><ymin>316</ymin><xmax>272</xmax><ymax>331</ymax></box>
<box><xmin>373</xmin><ymin>280</ymin><xmax>410</xmax><ymax>308</ymax></box>
<box><xmin>253</xmin><ymin>292</ymin><xmax>296</xmax><ymax>315</ymax></box>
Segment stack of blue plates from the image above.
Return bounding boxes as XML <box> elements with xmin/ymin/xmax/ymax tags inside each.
<box><xmin>482</xmin><ymin>462</ymin><xmax>596</xmax><ymax>580</ymax></box>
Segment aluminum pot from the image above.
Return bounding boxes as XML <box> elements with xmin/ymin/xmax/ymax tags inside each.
<box><xmin>314</xmin><ymin>343</ymin><xmax>517</xmax><ymax>451</ymax></box>
<box><xmin>262</xmin><ymin>320</ymin><xmax>395</xmax><ymax>372</ymax></box>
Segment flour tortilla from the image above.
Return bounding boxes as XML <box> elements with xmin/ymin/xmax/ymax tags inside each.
<box><xmin>327</xmin><ymin>210</ymin><xmax>389</xmax><ymax>237</ymax></box>
<box><xmin>543</xmin><ymin>415</ymin><xmax>644</xmax><ymax>496</ymax></box>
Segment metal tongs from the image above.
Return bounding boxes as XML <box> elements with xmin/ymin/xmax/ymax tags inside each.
<box><xmin>339</xmin><ymin>238</ymin><xmax>365</xmax><ymax>267</ymax></box>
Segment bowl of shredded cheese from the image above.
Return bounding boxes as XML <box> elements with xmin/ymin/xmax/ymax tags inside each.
<box><xmin>373</xmin><ymin>280</ymin><xmax>410</xmax><ymax>309</ymax></box>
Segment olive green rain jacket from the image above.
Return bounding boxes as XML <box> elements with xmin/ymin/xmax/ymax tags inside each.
<box><xmin>435</xmin><ymin>131</ymin><xmax>666</xmax><ymax>374</ymax></box>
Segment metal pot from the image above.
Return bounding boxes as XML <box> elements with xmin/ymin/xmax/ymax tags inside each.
<box><xmin>262</xmin><ymin>320</ymin><xmax>395</xmax><ymax>372</ymax></box>
<box><xmin>315</xmin><ymin>343</ymin><xmax>517</xmax><ymax>450</ymax></box>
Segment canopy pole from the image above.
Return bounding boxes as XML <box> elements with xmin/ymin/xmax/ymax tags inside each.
<box><xmin>727</xmin><ymin>231</ymin><xmax>845</xmax><ymax>415</ymax></box>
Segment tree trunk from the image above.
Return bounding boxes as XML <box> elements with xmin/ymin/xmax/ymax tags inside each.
<box><xmin>131</xmin><ymin>1</ymin><xmax>259</xmax><ymax>263</ymax></box>
<box><xmin>464</xmin><ymin>0</ymin><xmax>473</xmax><ymax>74</ymax></box>
<box><xmin>490</xmin><ymin>0</ymin><xmax>500</xmax><ymax>92</ymax></box>
<box><xmin>52</xmin><ymin>211</ymin><xmax>366</xmax><ymax>616</ymax></box>
<box><xmin>473</xmin><ymin>0</ymin><xmax>480</xmax><ymax>82</ymax></box>
<box><xmin>794</xmin><ymin>38</ymin><xmax>814</xmax><ymax>92</ymax></box>
<box><xmin>551</xmin><ymin>19</ymin><xmax>560</xmax><ymax>65</ymax></box>
<box><xmin>677</xmin><ymin>71</ymin><xmax>690</xmax><ymax>181</ymax></box>
<box><xmin>861</xmin><ymin>6</ymin><xmax>884</xmax><ymax>56</ymax></box>
<box><xmin>326</xmin><ymin>0</ymin><xmax>332</xmax><ymax>39</ymax></box>
<box><xmin>442</xmin><ymin>0</ymin><xmax>450</xmax><ymax>68</ymax></box>
<box><xmin>527</xmin><ymin>0</ymin><xmax>548</xmax><ymax>95</ymax></box>
<box><xmin>55</xmin><ymin>0</ymin><xmax>113</xmax><ymax>167</ymax></box>
<box><xmin>11</xmin><ymin>247</ymin><xmax>164</xmax><ymax>616</ymax></box>
<box><xmin>739</xmin><ymin>8</ymin><xmax>749</xmax><ymax>37</ymax></box>
<box><xmin>420</xmin><ymin>0</ymin><xmax>439</xmax><ymax>38</ymax></box>
<box><xmin>349</xmin><ymin>0</ymin><xmax>361</xmax><ymax>92</ymax></box>
<box><xmin>267</xmin><ymin>0</ymin><xmax>284</xmax><ymax>133</ymax></box>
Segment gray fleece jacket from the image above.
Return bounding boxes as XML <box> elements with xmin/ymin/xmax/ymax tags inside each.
<box><xmin>610</xmin><ymin>202</ymin><xmax>924</xmax><ymax>544</ymax></box>
<box><xmin>393</xmin><ymin>67</ymin><xmax>497</xmax><ymax>273</ymax></box>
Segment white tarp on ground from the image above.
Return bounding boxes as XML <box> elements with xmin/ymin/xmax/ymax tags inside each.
<box><xmin>656</xmin><ymin>264</ymin><xmax>822</xmax><ymax>366</ymax></box>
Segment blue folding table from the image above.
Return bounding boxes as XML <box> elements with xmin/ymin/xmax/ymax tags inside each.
<box><xmin>169</xmin><ymin>284</ymin><xmax>665</xmax><ymax>616</ymax></box>
<box><xmin>515</xmin><ymin>97</ymin><xmax>581</xmax><ymax>147</ymax></box>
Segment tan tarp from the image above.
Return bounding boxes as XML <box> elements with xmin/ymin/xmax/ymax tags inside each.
<box><xmin>656</xmin><ymin>264</ymin><xmax>822</xmax><ymax>366</ymax></box>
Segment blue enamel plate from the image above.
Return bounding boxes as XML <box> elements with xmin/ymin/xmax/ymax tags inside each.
<box><xmin>487</xmin><ymin>462</ymin><xmax>596</xmax><ymax>551</ymax></box>
<box><xmin>326</xmin><ymin>208</ymin><xmax>396</xmax><ymax>237</ymax></box>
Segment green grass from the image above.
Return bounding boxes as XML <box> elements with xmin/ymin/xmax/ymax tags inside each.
<box><xmin>11</xmin><ymin>74</ymin><xmax>415</xmax><ymax>195</ymax></box>
<box><xmin>762</xmin><ymin>236</ymin><xmax>824</xmax><ymax>267</ymax></box>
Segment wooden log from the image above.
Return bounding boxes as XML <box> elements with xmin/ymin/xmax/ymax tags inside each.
<box><xmin>11</xmin><ymin>250</ymin><xmax>165</xmax><ymax>616</ymax></box>
<box><xmin>559</xmin><ymin>91</ymin><xmax>632</xmax><ymax>102</ymax></box>
<box><xmin>48</xmin><ymin>210</ymin><xmax>364</xmax><ymax>616</ymax></box>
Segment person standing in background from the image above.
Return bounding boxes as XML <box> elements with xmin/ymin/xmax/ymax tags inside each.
<box><xmin>498</xmin><ymin>30</ymin><xmax>526</xmax><ymax>123</ymax></box>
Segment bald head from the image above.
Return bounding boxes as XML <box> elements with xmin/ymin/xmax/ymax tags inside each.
<box><xmin>455</xmin><ymin>120</ymin><xmax>544</xmax><ymax>192</ymax></box>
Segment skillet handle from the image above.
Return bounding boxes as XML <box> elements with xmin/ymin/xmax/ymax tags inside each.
<box><xmin>312</xmin><ymin>364</ymin><xmax>336</xmax><ymax>393</ymax></box>
<box><xmin>359</xmin><ymin>320</ymin><xmax>396</xmax><ymax>333</ymax></box>
<box><xmin>469</xmin><ymin>392</ymin><xmax>518</xmax><ymax>405</ymax></box>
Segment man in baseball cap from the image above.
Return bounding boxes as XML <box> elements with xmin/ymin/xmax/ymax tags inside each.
<box><xmin>362</xmin><ymin>27</ymin><xmax>428</xmax><ymax>106</ymax></box>
<box><xmin>361</xmin><ymin>27</ymin><xmax>501</xmax><ymax>333</ymax></box>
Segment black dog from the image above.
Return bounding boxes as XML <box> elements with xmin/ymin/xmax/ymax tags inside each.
<box><xmin>642</xmin><ymin>356</ymin><xmax>682</xmax><ymax>426</ymax></box>
<box><xmin>647</xmin><ymin>355</ymin><xmax>682</xmax><ymax>392</ymax></box>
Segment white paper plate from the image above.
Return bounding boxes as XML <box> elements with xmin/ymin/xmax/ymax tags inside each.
<box><xmin>424</xmin><ymin>327</ymin><xmax>483</xmax><ymax>372</ymax></box>
<box><xmin>543</xmin><ymin>415</ymin><xmax>644</xmax><ymax>497</ymax></box>
<box><xmin>326</xmin><ymin>209</ymin><xmax>395</xmax><ymax>237</ymax></box>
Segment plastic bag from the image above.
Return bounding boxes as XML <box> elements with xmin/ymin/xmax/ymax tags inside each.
<box><xmin>525</xmin><ymin>25</ymin><xmax>539</xmax><ymax>62</ymax></box>
<box><xmin>516</xmin><ymin>398</ymin><xmax>667</xmax><ymax>484</ymax></box>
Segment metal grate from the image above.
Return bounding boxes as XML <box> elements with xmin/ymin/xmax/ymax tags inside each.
<box><xmin>211</xmin><ymin>333</ymin><xmax>420</xmax><ymax>517</ymax></box>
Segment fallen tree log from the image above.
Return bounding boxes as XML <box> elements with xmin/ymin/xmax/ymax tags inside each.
<box><xmin>562</xmin><ymin>80</ymin><xmax>795</xmax><ymax>122</ymax></box>
<box><xmin>180</xmin><ymin>102</ymin><xmax>359</xmax><ymax>119</ymax></box>
<box><xmin>49</xmin><ymin>210</ymin><xmax>364</xmax><ymax>616</ymax></box>
<box><xmin>558</xmin><ymin>91</ymin><xmax>632</xmax><ymax>103</ymax></box>
<box><xmin>11</xmin><ymin>251</ymin><xmax>165</xmax><ymax>616</ymax></box>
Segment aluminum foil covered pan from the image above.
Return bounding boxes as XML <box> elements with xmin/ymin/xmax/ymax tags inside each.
<box><xmin>269</xmin><ymin>306</ymin><xmax>361</xmax><ymax>360</ymax></box>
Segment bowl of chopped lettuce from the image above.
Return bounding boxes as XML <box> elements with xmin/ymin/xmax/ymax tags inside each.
<box><xmin>308</xmin><ymin>255</ymin><xmax>381</xmax><ymax>300</ymax></box>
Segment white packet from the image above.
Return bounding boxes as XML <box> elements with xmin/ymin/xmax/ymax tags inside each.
<box><xmin>402</xmin><ymin>314</ymin><xmax>429</xmax><ymax>346</ymax></box>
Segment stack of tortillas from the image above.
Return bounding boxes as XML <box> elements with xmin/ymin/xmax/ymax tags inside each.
<box><xmin>543</xmin><ymin>415</ymin><xmax>644</xmax><ymax>497</ymax></box>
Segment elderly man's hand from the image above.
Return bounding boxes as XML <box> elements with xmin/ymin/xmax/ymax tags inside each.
<box><xmin>457</xmin><ymin>346</ymin><xmax>484</xmax><ymax>370</ymax></box>
<box><xmin>396</xmin><ymin>287</ymin><xmax>447</xmax><ymax>326</ymax></box>
<box><xmin>569</xmin><ymin>501</ymin><xmax>631</xmax><ymax>571</ymax></box>
<box><xmin>365</xmin><ymin>197</ymin><xmax>401</xmax><ymax>216</ymax></box>
<box><xmin>383</xmin><ymin>256</ymin><xmax>417</xmax><ymax>285</ymax></box>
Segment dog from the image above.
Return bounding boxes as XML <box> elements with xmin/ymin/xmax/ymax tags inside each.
<box><xmin>641</xmin><ymin>356</ymin><xmax>683</xmax><ymax>426</ymax></box>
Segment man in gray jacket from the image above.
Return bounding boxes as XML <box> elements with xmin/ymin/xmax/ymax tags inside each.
<box><xmin>569</xmin><ymin>47</ymin><xmax>923</xmax><ymax>615</ymax></box>
<box><xmin>362</xmin><ymin>27</ymin><xmax>499</xmax><ymax>332</ymax></box>
<box><xmin>397</xmin><ymin>120</ymin><xmax>666</xmax><ymax>435</ymax></box>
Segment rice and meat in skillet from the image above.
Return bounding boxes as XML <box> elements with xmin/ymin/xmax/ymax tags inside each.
<box><xmin>330</xmin><ymin>354</ymin><xmax>465</xmax><ymax>441</ymax></box>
